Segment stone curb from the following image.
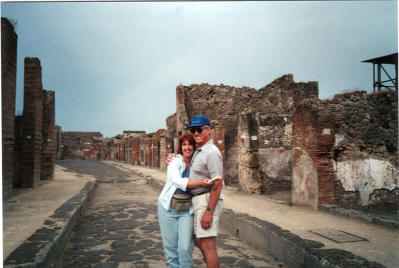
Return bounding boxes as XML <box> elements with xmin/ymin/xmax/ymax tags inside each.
<box><xmin>4</xmin><ymin>180</ymin><xmax>97</xmax><ymax>268</ymax></box>
<box><xmin>319</xmin><ymin>204</ymin><xmax>399</xmax><ymax>230</ymax></box>
<box><xmin>146</xmin><ymin>175</ymin><xmax>385</xmax><ymax>268</ymax></box>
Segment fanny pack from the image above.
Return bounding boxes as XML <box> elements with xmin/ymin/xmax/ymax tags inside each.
<box><xmin>171</xmin><ymin>194</ymin><xmax>192</xmax><ymax>211</ymax></box>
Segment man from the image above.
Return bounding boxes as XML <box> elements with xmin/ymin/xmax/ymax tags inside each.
<box><xmin>185</xmin><ymin>115</ymin><xmax>224</xmax><ymax>268</ymax></box>
<box><xmin>167</xmin><ymin>114</ymin><xmax>224</xmax><ymax>268</ymax></box>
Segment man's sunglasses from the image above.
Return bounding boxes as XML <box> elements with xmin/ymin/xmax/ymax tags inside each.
<box><xmin>189</xmin><ymin>126</ymin><xmax>206</xmax><ymax>134</ymax></box>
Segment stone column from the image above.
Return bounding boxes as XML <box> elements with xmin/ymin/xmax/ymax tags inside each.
<box><xmin>237</xmin><ymin>113</ymin><xmax>262</xmax><ymax>194</ymax></box>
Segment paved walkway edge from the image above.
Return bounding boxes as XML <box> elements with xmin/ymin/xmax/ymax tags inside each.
<box><xmin>147</xmin><ymin>176</ymin><xmax>386</xmax><ymax>268</ymax></box>
<box><xmin>4</xmin><ymin>180</ymin><xmax>97</xmax><ymax>268</ymax></box>
<box><xmin>319</xmin><ymin>204</ymin><xmax>399</xmax><ymax>229</ymax></box>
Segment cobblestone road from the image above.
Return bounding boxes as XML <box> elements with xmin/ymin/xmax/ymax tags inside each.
<box><xmin>55</xmin><ymin>160</ymin><xmax>287</xmax><ymax>268</ymax></box>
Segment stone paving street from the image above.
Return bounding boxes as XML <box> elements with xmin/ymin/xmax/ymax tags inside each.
<box><xmin>55</xmin><ymin>160</ymin><xmax>287</xmax><ymax>268</ymax></box>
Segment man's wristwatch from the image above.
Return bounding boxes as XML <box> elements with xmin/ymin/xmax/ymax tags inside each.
<box><xmin>206</xmin><ymin>207</ymin><xmax>214</xmax><ymax>212</ymax></box>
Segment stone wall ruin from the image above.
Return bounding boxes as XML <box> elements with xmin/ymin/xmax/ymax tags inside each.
<box><xmin>173</xmin><ymin>74</ymin><xmax>318</xmax><ymax>194</ymax></box>
<box><xmin>292</xmin><ymin>90</ymin><xmax>398</xmax><ymax>208</ymax></box>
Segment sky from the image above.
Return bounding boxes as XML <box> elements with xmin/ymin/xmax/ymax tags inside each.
<box><xmin>1</xmin><ymin>1</ymin><xmax>397</xmax><ymax>138</ymax></box>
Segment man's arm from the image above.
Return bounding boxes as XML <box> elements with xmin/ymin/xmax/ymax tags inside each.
<box><xmin>200</xmin><ymin>150</ymin><xmax>223</xmax><ymax>230</ymax></box>
<box><xmin>200</xmin><ymin>178</ymin><xmax>222</xmax><ymax>229</ymax></box>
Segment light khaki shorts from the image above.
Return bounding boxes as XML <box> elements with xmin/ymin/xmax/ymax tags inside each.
<box><xmin>192</xmin><ymin>192</ymin><xmax>224</xmax><ymax>238</ymax></box>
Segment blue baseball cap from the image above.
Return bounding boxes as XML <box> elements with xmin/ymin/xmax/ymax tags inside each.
<box><xmin>187</xmin><ymin>115</ymin><xmax>210</xmax><ymax>128</ymax></box>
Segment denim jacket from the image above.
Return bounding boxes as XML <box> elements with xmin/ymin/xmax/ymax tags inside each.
<box><xmin>158</xmin><ymin>154</ymin><xmax>193</xmax><ymax>214</ymax></box>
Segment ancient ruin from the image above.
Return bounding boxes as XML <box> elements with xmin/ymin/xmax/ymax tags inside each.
<box><xmin>2</xmin><ymin>18</ymin><xmax>57</xmax><ymax>198</ymax></box>
<box><xmin>2</xmin><ymin>16</ymin><xmax>397</xmax><ymax>210</ymax></box>
<box><xmin>292</xmin><ymin>91</ymin><xmax>398</xmax><ymax>208</ymax></box>
<box><xmin>57</xmin><ymin>73</ymin><xmax>398</xmax><ymax>210</ymax></box>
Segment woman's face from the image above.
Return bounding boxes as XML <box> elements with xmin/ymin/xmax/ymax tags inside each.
<box><xmin>181</xmin><ymin>139</ymin><xmax>194</xmax><ymax>158</ymax></box>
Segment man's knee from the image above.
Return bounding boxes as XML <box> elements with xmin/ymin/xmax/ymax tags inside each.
<box><xmin>198</xmin><ymin>237</ymin><xmax>216</xmax><ymax>251</ymax></box>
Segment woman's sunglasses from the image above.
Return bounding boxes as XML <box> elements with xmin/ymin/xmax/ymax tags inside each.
<box><xmin>189</xmin><ymin>127</ymin><xmax>205</xmax><ymax>134</ymax></box>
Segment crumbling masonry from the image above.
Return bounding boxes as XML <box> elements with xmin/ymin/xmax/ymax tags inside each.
<box><xmin>2</xmin><ymin>18</ymin><xmax>57</xmax><ymax>198</ymax></box>
<box><xmin>292</xmin><ymin>91</ymin><xmax>398</xmax><ymax>208</ymax></box>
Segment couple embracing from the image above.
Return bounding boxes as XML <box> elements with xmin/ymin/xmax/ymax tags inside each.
<box><xmin>157</xmin><ymin>115</ymin><xmax>224</xmax><ymax>268</ymax></box>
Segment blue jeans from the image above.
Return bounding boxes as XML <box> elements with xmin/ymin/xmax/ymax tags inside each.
<box><xmin>157</xmin><ymin>204</ymin><xmax>194</xmax><ymax>268</ymax></box>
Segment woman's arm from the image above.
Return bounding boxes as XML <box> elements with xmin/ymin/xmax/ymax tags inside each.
<box><xmin>166</xmin><ymin>157</ymin><xmax>189</xmax><ymax>191</ymax></box>
<box><xmin>167</xmin><ymin>157</ymin><xmax>213</xmax><ymax>190</ymax></box>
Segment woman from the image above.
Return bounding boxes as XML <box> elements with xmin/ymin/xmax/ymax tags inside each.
<box><xmin>158</xmin><ymin>133</ymin><xmax>212</xmax><ymax>268</ymax></box>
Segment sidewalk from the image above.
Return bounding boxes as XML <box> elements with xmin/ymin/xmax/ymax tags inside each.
<box><xmin>106</xmin><ymin>161</ymin><xmax>399</xmax><ymax>268</ymax></box>
<box><xmin>3</xmin><ymin>165</ymin><xmax>96</xmax><ymax>267</ymax></box>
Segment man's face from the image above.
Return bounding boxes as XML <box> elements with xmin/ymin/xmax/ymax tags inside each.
<box><xmin>190</xmin><ymin>125</ymin><xmax>210</xmax><ymax>147</ymax></box>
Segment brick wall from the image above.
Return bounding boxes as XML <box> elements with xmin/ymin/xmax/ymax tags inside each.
<box><xmin>41</xmin><ymin>90</ymin><xmax>56</xmax><ymax>180</ymax></box>
<box><xmin>1</xmin><ymin>18</ymin><xmax>17</xmax><ymax>198</ymax></box>
<box><xmin>20</xmin><ymin>57</ymin><xmax>43</xmax><ymax>187</ymax></box>
<box><xmin>83</xmin><ymin>143</ymin><xmax>107</xmax><ymax>160</ymax></box>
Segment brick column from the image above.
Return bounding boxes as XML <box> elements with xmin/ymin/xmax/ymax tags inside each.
<box><xmin>132</xmin><ymin>137</ymin><xmax>140</xmax><ymax>164</ymax></box>
<box><xmin>151</xmin><ymin>138</ymin><xmax>160</xmax><ymax>168</ymax></box>
<box><xmin>14</xmin><ymin>116</ymin><xmax>23</xmax><ymax>187</ymax></box>
<box><xmin>211</xmin><ymin>126</ymin><xmax>225</xmax><ymax>158</ymax></box>
<box><xmin>176</xmin><ymin>86</ymin><xmax>189</xmax><ymax>135</ymax></box>
<box><xmin>237</xmin><ymin>113</ymin><xmax>262</xmax><ymax>194</ymax></box>
<box><xmin>148</xmin><ymin>139</ymin><xmax>153</xmax><ymax>167</ymax></box>
<box><xmin>211</xmin><ymin>126</ymin><xmax>226</xmax><ymax>177</ymax></box>
<box><xmin>139</xmin><ymin>137</ymin><xmax>145</xmax><ymax>165</ymax></box>
<box><xmin>144</xmin><ymin>138</ymin><xmax>150</xmax><ymax>166</ymax></box>
<box><xmin>21</xmin><ymin>57</ymin><xmax>43</xmax><ymax>187</ymax></box>
<box><xmin>41</xmin><ymin>90</ymin><xmax>55</xmax><ymax>180</ymax></box>
<box><xmin>159</xmin><ymin>136</ymin><xmax>173</xmax><ymax>171</ymax></box>
<box><xmin>118</xmin><ymin>141</ymin><xmax>124</xmax><ymax>162</ymax></box>
<box><xmin>1</xmin><ymin>18</ymin><xmax>17</xmax><ymax>198</ymax></box>
<box><xmin>55</xmin><ymin>125</ymin><xmax>62</xmax><ymax>160</ymax></box>
<box><xmin>292</xmin><ymin>98</ymin><xmax>336</xmax><ymax>209</ymax></box>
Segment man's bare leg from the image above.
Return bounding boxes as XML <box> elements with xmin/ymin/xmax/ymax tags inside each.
<box><xmin>195</xmin><ymin>237</ymin><xmax>219</xmax><ymax>268</ymax></box>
